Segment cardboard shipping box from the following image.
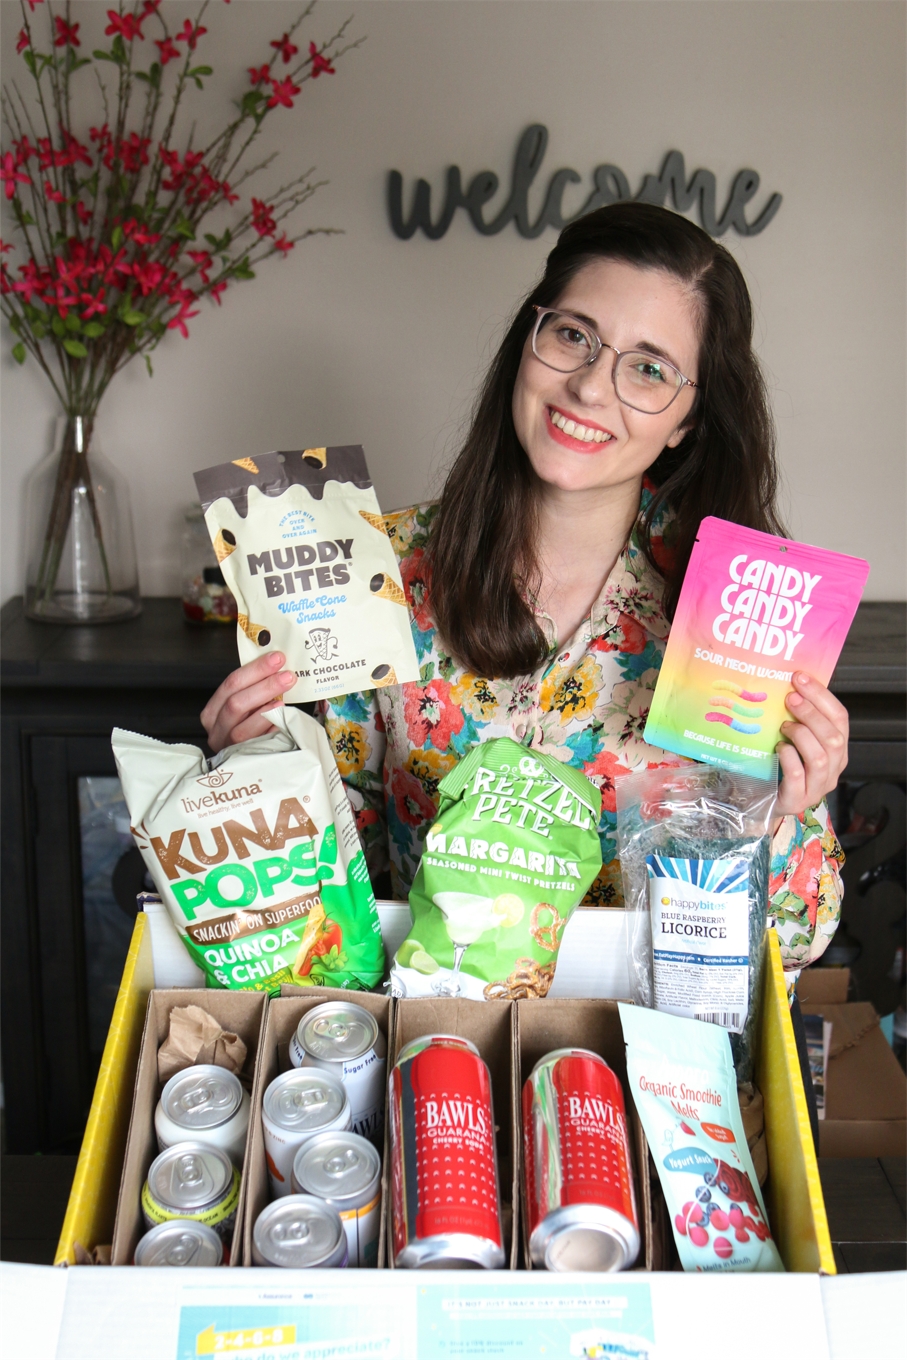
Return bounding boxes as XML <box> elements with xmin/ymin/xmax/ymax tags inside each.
<box><xmin>110</xmin><ymin>988</ymin><xmax>268</xmax><ymax>1265</ymax></box>
<box><xmin>800</xmin><ymin>996</ymin><xmax>907</xmax><ymax>1158</ymax></box>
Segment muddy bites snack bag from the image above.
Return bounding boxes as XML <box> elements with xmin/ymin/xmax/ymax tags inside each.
<box><xmin>390</xmin><ymin>739</ymin><xmax>602</xmax><ymax>1000</ymax></box>
<box><xmin>194</xmin><ymin>448</ymin><xmax>419</xmax><ymax>704</ymax></box>
<box><xmin>644</xmin><ymin>517</ymin><xmax>869</xmax><ymax>780</ymax></box>
<box><xmin>112</xmin><ymin>707</ymin><xmax>384</xmax><ymax>994</ymax></box>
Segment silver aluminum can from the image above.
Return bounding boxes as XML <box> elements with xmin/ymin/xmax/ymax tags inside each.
<box><xmin>154</xmin><ymin>1064</ymin><xmax>250</xmax><ymax>1166</ymax></box>
<box><xmin>252</xmin><ymin>1195</ymin><xmax>348</xmax><ymax>1268</ymax></box>
<box><xmin>134</xmin><ymin>1218</ymin><xmax>223</xmax><ymax>1267</ymax></box>
<box><xmin>291</xmin><ymin>1131</ymin><xmax>381</xmax><ymax>1268</ymax></box>
<box><xmin>141</xmin><ymin>1142</ymin><xmax>240</xmax><ymax>1245</ymax></box>
<box><xmin>262</xmin><ymin>1067</ymin><xmax>351</xmax><ymax>1197</ymax></box>
<box><xmin>290</xmin><ymin>1002</ymin><xmax>387</xmax><ymax>1145</ymax></box>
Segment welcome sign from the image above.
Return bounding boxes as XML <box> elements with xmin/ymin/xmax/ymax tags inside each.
<box><xmin>388</xmin><ymin>124</ymin><xmax>781</xmax><ymax>241</ymax></box>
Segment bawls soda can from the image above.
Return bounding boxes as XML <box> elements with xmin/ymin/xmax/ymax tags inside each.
<box><xmin>389</xmin><ymin>1034</ymin><xmax>505</xmax><ymax>1269</ymax></box>
<box><xmin>522</xmin><ymin>1048</ymin><xmax>640</xmax><ymax>1271</ymax></box>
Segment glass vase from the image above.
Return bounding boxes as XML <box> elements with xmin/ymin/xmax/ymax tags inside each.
<box><xmin>23</xmin><ymin>415</ymin><xmax>141</xmax><ymax>624</ymax></box>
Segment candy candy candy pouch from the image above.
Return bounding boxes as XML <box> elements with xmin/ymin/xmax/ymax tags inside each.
<box><xmin>112</xmin><ymin>706</ymin><xmax>384</xmax><ymax>995</ymax></box>
<box><xmin>619</xmin><ymin>1003</ymin><xmax>784</xmax><ymax>1272</ymax></box>
<box><xmin>194</xmin><ymin>447</ymin><xmax>419</xmax><ymax>705</ymax></box>
<box><xmin>644</xmin><ymin>516</ymin><xmax>869</xmax><ymax>780</ymax></box>
<box><xmin>616</xmin><ymin>764</ymin><xmax>775</xmax><ymax>1083</ymax></box>
<box><xmin>390</xmin><ymin>738</ymin><xmax>602</xmax><ymax>1000</ymax></box>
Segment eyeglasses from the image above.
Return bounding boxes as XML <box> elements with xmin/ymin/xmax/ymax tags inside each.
<box><xmin>530</xmin><ymin>306</ymin><xmax>697</xmax><ymax>415</ymax></box>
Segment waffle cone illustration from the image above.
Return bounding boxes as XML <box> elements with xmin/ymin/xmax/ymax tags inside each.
<box><xmin>371</xmin><ymin>664</ymin><xmax>398</xmax><ymax>688</ymax></box>
<box><xmin>232</xmin><ymin>457</ymin><xmax>259</xmax><ymax>475</ymax></box>
<box><xmin>369</xmin><ymin>572</ymin><xmax>406</xmax><ymax>606</ymax></box>
<box><xmin>213</xmin><ymin>528</ymin><xmax>237</xmax><ymax>563</ymax></box>
<box><xmin>238</xmin><ymin>613</ymin><xmax>272</xmax><ymax>647</ymax></box>
<box><xmin>359</xmin><ymin>509</ymin><xmax>389</xmax><ymax>536</ymax></box>
<box><xmin>302</xmin><ymin>447</ymin><xmax>327</xmax><ymax>468</ymax></box>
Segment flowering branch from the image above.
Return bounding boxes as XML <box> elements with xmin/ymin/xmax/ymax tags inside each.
<box><xmin>2</xmin><ymin>0</ymin><xmax>359</xmax><ymax>610</ymax></box>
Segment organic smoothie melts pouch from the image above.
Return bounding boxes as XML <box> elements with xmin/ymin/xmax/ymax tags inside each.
<box><xmin>390</xmin><ymin>738</ymin><xmax>602</xmax><ymax>1000</ymax></box>
<box><xmin>644</xmin><ymin>516</ymin><xmax>869</xmax><ymax>780</ymax></box>
<box><xmin>194</xmin><ymin>447</ymin><xmax>419</xmax><ymax>704</ymax></box>
<box><xmin>616</xmin><ymin>764</ymin><xmax>774</xmax><ymax>1084</ymax></box>
<box><xmin>112</xmin><ymin>707</ymin><xmax>384</xmax><ymax>994</ymax></box>
<box><xmin>619</xmin><ymin>1004</ymin><xmax>784</xmax><ymax>1272</ymax></box>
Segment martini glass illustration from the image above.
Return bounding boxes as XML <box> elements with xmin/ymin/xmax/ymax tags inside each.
<box><xmin>431</xmin><ymin>892</ymin><xmax>497</xmax><ymax>996</ymax></box>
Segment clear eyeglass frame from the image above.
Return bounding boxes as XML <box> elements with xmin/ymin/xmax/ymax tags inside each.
<box><xmin>530</xmin><ymin>305</ymin><xmax>697</xmax><ymax>415</ymax></box>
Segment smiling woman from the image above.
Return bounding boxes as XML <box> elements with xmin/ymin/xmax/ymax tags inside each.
<box><xmin>202</xmin><ymin>202</ymin><xmax>849</xmax><ymax>982</ymax></box>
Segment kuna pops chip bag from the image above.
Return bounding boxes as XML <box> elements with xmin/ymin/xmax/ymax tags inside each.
<box><xmin>194</xmin><ymin>447</ymin><xmax>419</xmax><ymax>704</ymax></box>
<box><xmin>644</xmin><ymin>517</ymin><xmax>869</xmax><ymax>779</ymax></box>
<box><xmin>112</xmin><ymin>707</ymin><xmax>384</xmax><ymax>994</ymax></box>
<box><xmin>390</xmin><ymin>739</ymin><xmax>602</xmax><ymax>1000</ymax></box>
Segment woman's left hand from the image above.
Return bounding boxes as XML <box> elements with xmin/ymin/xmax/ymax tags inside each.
<box><xmin>773</xmin><ymin>672</ymin><xmax>849</xmax><ymax>824</ymax></box>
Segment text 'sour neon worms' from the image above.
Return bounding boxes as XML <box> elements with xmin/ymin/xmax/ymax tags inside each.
<box><xmin>709</xmin><ymin>698</ymin><xmax>765</xmax><ymax>717</ymax></box>
<box><xmin>706</xmin><ymin>712</ymin><xmax>762</xmax><ymax>735</ymax></box>
<box><xmin>713</xmin><ymin>680</ymin><xmax>768</xmax><ymax>703</ymax></box>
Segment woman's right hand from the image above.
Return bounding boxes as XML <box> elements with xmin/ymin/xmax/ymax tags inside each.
<box><xmin>201</xmin><ymin>652</ymin><xmax>297</xmax><ymax>752</ymax></box>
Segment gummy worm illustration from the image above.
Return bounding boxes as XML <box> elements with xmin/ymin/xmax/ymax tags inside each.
<box><xmin>706</xmin><ymin>712</ymin><xmax>761</xmax><ymax>734</ymax></box>
<box><xmin>713</xmin><ymin>680</ymin><xmax>768</xmax><ymax>703</ymax></box>
<box><xmin>709</xmin><ymin>697</ymin><xmax>765</xmax><ymax>717</ymax></box>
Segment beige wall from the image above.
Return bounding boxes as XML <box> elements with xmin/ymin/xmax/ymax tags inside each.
<box><xmin>2</xmin><ymin>0</ymin><xmax>905</xmax><ymax>603</ymax></box>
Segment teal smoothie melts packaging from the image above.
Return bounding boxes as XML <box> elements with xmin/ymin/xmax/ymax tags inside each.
<box><xmin>619</xmin><ymin>1004</ymin><xmax>783</xmax><ymax>1273</ymax></box>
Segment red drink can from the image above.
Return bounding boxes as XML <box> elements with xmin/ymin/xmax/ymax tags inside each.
<box><xmin>522</xmin><ymin>1047</ymin><xmax>639</xmax><ymax>1271</ymax></box>
<box><xmin>389</xmin><ymin>1033</ymin><xmax>505</xmax><ymax>1269</ymax></box>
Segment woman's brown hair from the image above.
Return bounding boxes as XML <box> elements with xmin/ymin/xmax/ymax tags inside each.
<box><xmin>428</xmin><ymin>201</ymin><xmax>785</xmax><ymax>678</ymax></box>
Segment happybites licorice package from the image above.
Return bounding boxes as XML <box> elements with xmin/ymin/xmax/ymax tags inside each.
<box><xmin>390</xmin><ymin>739</ymin><xmax>602</xmax><ymax>1000</ymax></box>
<box><xmin>112</xmin><ymin>707</ymin><xmax>384</xmax><ymax>995</ymax></box>
<box><xmin>194</xmin><ymin>448</ymin><xmax>419</xmax><ymax>703</ymax></box>
<box><xmin>644</xmin><ymin>517</ymin><xmax>869</xmax><ymax>780</ymax></box>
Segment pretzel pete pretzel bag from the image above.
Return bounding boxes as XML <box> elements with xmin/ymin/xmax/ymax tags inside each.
<box><xmin>194</xmin><ymin>447</ymin><xmax>419</xmax><ymax>704</ymax></box>
<box><xmin>113</xmin><ymin>707</ymin><xmax>384</xmax><ymax>994</ymax></box>
<box><xmin>390</xmin><ymin>739</ymin><xmax>602</xmax><ymax>999</ymax></box>
<box><xmin>644</xmin><ymin>517</ymin><xmax>869</xmax><ymax>780</ymax></box>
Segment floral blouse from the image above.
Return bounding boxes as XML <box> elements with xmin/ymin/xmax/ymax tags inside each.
<box><xmin>317</xmin><ymin>494</ymin><xmax>844</xmax><ymax>974</ymax></box>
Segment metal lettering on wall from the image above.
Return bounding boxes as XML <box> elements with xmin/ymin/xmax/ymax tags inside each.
<box><xmin>388</xmin><ymin>125</ymin><xmax>781</xmax><ymax>241</ymax></box>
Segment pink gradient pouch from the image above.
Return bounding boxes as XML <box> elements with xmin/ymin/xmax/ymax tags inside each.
<box><xmin>644</xmin><ymin>517</ymin><xmax>869</xmax><ymax>780</ymax></box>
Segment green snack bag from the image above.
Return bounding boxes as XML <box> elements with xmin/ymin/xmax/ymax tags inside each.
<box><xmin>113</xmin><ymin>707</ymin><xmax>384</xmax><ymax>994</ymax></box>
<box><xmin>390</xmin><ymin>738</ymin><xmax>602</xmax><ymax>1000</ymax></box>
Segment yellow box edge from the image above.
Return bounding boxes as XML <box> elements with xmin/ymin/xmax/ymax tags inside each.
<box><xmin>54</xmin><ymin>912</ymin><xmax>154</xmax><ymax>1265</ymax></box>
<box><xmin>758</xmin><ymin>929</ymin><xmax>836</xmax><ymax>1275</ymax></box>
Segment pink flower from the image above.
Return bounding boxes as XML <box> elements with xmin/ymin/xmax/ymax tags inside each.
<box><xmin>105</xmin><ymin>9</ymin><xmax>145</xmax><ymax>41</ymax></box>
<box><xmin>187</xmin><ymin>249</ymin><xmax>213</xmax><ymax>283</ymax></box>
<box><xmin>176</xmin><ymin>19</ymin><xmax>206</xmax><ymax>50</ymax></box>
<box><xmin>75</xmin><ymin>202</ymin><xmax>93</xmax><ymax>225</ymax></box>
<box><xmin>270</xmin><ymin>32</ymin><xmax>298</xmax><ymax>64</ymax></box>
<box><xmin>273</xmin><ymin>234</ymin><xmax>294</xmax><ymax>256</ymax></box>
<box><xmin>16</xmin><ymin>29</ymin><xmax>30</xmax><ymax>53</ymax></box>
<box><xmin>1</xmin><ymin>151</ymin><xmax>30</xmax><ymax>199</ymax></box>
<box><xmin>43</xmin><ymin>180</ymin><xmax>66</xmax><ymax>203</ymax></box>
<box><xmin>54</xmin><ymin>16</ymin><xmax>80</xmax><ymax>47</ymax></box>
<box><xmin>209</xmin><ymin>280</ymin><xmax>227</xmax><ymax>305</ymax></box>
<box><xmin>155</xmin><ymin>37</ymin><xmax>180</xmax><ymax>64</ymax></box>
<box><xmin>309</xmin><ymin>41</ymin><xmax>335</xmax><ymax>77</ymax></box>
<box><xmin>81</xmin><ymin>289</ymin><xmax>107</xmax><ymax>318</ymax></box>
<box><xmin>266</xmin><ymin>77</ymin><xmax>300</xmax><ymax>109</ymax></box>
<box><xmin>25</xmin><ymin>0</ymin><xmax>45</xmax><ymax>10</ymax></box>
<box><xmin>251</xmin><ymin>198</ymin><xmax>276</xmax><ymax>237</ymax></box>
<box><xmin>167</xmin><ymin>298</ymin><xmax>200</xmax><ymax>337</ymax></box>
<box><xmin>248</xmin><ymin>64</ymin><xmax>271</xmax><ymax>86</ymax></box>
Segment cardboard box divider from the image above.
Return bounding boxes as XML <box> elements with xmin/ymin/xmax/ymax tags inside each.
<box><xmin>242</xmin><ymin>987</ymin><xmax>392</xmax><ymax>1267</ymax></box>
<box><xmin>110</xmin><ymin>988</ymin><xmax>268</xmax><ymax>1266</ymax></box>
<box><xmin>388</xmin><ymin>998</ymin><xmax>519</xmax><ymax>1269</ymax></box>
<box><xmin>514</xmin><ymin>998</ymin><xmax>664</xmax><ymax>1271</ymax></box>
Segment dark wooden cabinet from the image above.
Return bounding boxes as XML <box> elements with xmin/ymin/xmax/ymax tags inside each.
<box><xmin>2</xmin><ymin>597</ymin><xmax>904</xmax><ymax>1152</ymax></box>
